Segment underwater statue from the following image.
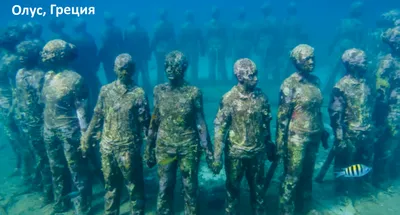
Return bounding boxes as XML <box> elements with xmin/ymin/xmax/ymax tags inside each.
<box><xmin>328</xmin><ymin>49</ymin><xmax>374</xmax><ymax>200</ymax></box>
<box><xmin>99</xmin><ymin>12</ymin><xmax>124</xmax><ymax>83</ymax></box>
<box><xmin>276</xmin><ymin>44</ymin><xmax>326</xmax><ymax>214</ymax></box>
<box><xmin>368</xmin><ymin>9</ymin><xmax>400</xmax><ymax>58</ymax></box>
<box><xmin>372</xmin><ymin>26</ymin><xmax>400</xmax><ymax>188</ymax></box>
<box><xmin>151</xmin><ymin>9</ymin><xmax>176</xmax><ymax>85</ymax></box>
<box><xmin>179</xmin><ymin>10</ymin><xmax>205</xmax><ymax>82</ymax></box>
<box><xmin>280</xmin><ymin>1</ymin><xmax>309</xmax><ymax>81</ymax></box>
<box><xmin>212</xmin><ymin>58</ymin><xmax>276</xmax><ymax>215</ymax></box>
<box><xmin>48</xmin><ymin>18</ymin><xmax>71</xmax><ymax>42</ymax></box>
<box><xmin>70</xmin><ymin>18</ymin><xmax>101</xmax><ymax>118</ymax></box>
<box><xmin>377</xmin><ymin>9</ymin><xmax>400</xmax><ymax>28</ymax></box>
<box><xmin>0</xmin><ymin>23</ymin><xmax>27</xmax><ymax>179</ymax></box>
<box><xmin>364</xmin><ymin>10</ymin><xmax>399</xmax><ymax>85</ymax></box>
<box><xmin>81</xmin><ymin>53</ymin><xmax>150</xmax><ymax>215</ymax></box>
<box><xmin>14</xmin><ymin>39</ymin><xmax>53</xmax><ymax>202</ymax></box>
<box><xmin>22</xmin><ymin>21</ymin><xmax>43</xmax><ymax>42</ymax></box>
<box><xmin>70</xmin><ymin>18</ymin><xmax>104</xmax><ymax>186</ymax></box>
<box><xmin>205</xmin><ymin>6</ymin><xmax>229</xmax><ymax>82</ymax></box>
<box><xmin>231</xmin><ymin>7</ymin><xmax>254</xmax><ymax>61</ymax></box>
<box><xmin>255</xmin><ymin>2</ymin><xmax>280</xmax><ymax>84</ymax></box>
<box><xmin>124</xmin><ymin>13</ymin><xmax>152</xmax><ymax>94</ymax></box>
<box><xmin>324</xmin><ymin>1</ymin><xmax>366</xmax><ymax>94</ymax></box>
<box><xmin>41</xmin><ymin>39</ymin><xmax>92</xmax><ymax>214</ymax></box>
<box><xmin>144</xmin><ymin>51</ymin><xmax>213</xmax><ymax>215</ymax></box>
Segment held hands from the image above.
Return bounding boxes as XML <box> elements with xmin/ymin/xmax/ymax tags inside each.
<box><xmin>275</xmin><ymin>147</ymin><xmax>285</xmax><ymax>163</ymax></box>
<box><xmin>204</xmin><ymin>150</ymin><xmax>220</xmax><ymax>174</ymax></box>
<box><xmin>332</xmin><ymin>129</ymin><xmax>347</xmax><ymax>149</ymax></box>
<box><xmin>79</xmin><ymin>135</ymin><xmax>89</xmax><ymax>158</ymax></box>
<box><xmin>334</xmin><ymin>138</ymin><xmax>348</xmax><ymax>149</ymax></box>
<box><xmin>321</xmin><ymin>130</ymin><xmax>330</xmax><ymax>150</ymax></box>
<box><xmin>144</xmin><ymin>149</ymin><xmax>157</xmax><ymax>169</ymax></box>
<box><xmin>211</xmin><ymin>161</ymin><xmax>222</xmax><ymax>175</ymax></box>
<box><xmin>266</xmin><ymin>142</ymin><xmax>278</xmax><ymax>162</ymax></box>
<box><xmin>335</xmin><ymin>129</ymin><xmax>343</xmax><ymax>143</ymax></box>
<box><xmin>205</xmin><ymin>151</ymin><xmax>214</xmax><ymax>171</ymax></box>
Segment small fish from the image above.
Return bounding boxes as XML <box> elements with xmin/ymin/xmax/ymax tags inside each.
<box><xmin>335</xmin><ymin>164</ymin><xmax>372</xmax><ymax>178</ymax></box>
<box><xmin>61</xmin><ymin>191</ymin><xmax>80</xmax><ymax>200</ymax></box>
<box><xmin>159</xmin><ymin>156</ymin><xmax>177</xmax><ymax>166</ymax></box>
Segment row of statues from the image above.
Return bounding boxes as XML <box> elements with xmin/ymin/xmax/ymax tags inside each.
<box><xmin>41</xmin><ymin>2</ymin><xmax>400</xmax><ymax>123</ymax></box>
<box><xmin>0</xmin><ymin>2</ymin><xmax>399</xmax><ymax>215</ymax></box>
<box><xmin>0</xmin><ymin>24</ymin><xmax>399</xmax><ymax>215</ymax></box>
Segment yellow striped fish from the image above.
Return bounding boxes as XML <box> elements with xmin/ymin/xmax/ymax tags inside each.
<box><xmin>335</xmin><ymin>164</ymin><xmax>372</xmax><ymax>178</ymax></box>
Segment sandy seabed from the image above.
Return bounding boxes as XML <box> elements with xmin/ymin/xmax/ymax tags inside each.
<box><xmin>1</xmin><ymin>57</ymin><xmax>399</xmax><ymax>215</ymax></box>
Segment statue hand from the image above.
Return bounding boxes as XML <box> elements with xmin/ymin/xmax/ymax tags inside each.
<box><xmin>79</xmin><ymin>136</ymin><xmax>89</xmax><ymax>158</ymax></box>
<box><xmin>205</xmin><ymin>153</ymin><xmax>214</xmax><ymax>171</ymax></box>
<box><xmin>144</xmin><ymin>150</ymin><xmax>157</xmax><ymax>168</ymax></box>
<box><xmin>211</xmin><ymin>161</ymin><xmax>222</xmax><ymax>175</ymax></box>
<box><xmin>321</xmin><ymin>130</ymin><xmax>330</xmax><ymax>150</ymax></box>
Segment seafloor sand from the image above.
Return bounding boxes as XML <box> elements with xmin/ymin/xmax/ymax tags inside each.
<box><xmin>0</xmin><ymin>57</ymin><xmax>397</xmax><ymax>215</ymax></box>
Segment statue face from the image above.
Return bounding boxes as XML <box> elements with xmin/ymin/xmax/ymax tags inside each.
<box><xmin>116</xmin><ymin>68</ymin><xmax>133</xmax><ymax>82</ymax></box>
<box><xmin>114</xmin><ymin>53</ymin><xmax>134</xmax><ymax>83</ymax></box>
<box><xmin>234</xmin><ymin>58</ymin><xmax>258</xmax><ymax>90</ymax></box>
<box><xmin>165</xmin><ymin>62</ymin><xmax>185</xmax><ymax>81</ymax></box>
<box><xmin>300</xmin><ymin>55</ymin><xmax>315</xmax><ymax>73</ymax></box>
<box><xmin>290</xmin><ymin>44</ymin><xmax>315</xmax><ymax>73</ymax></box>
<box><xmin>242</xmin><ymin>69</ymin><xmax>258</xmax><ymax>90</ymax></box>
<box><xmin>164</xmin><ymin>51</ymin><xmax>188</xmax><ymax>81</ymax></box>
<box><xmin>383</xmin><ymin>27</ymin><xmax>400</xmax><ymax>54</ymax></box>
